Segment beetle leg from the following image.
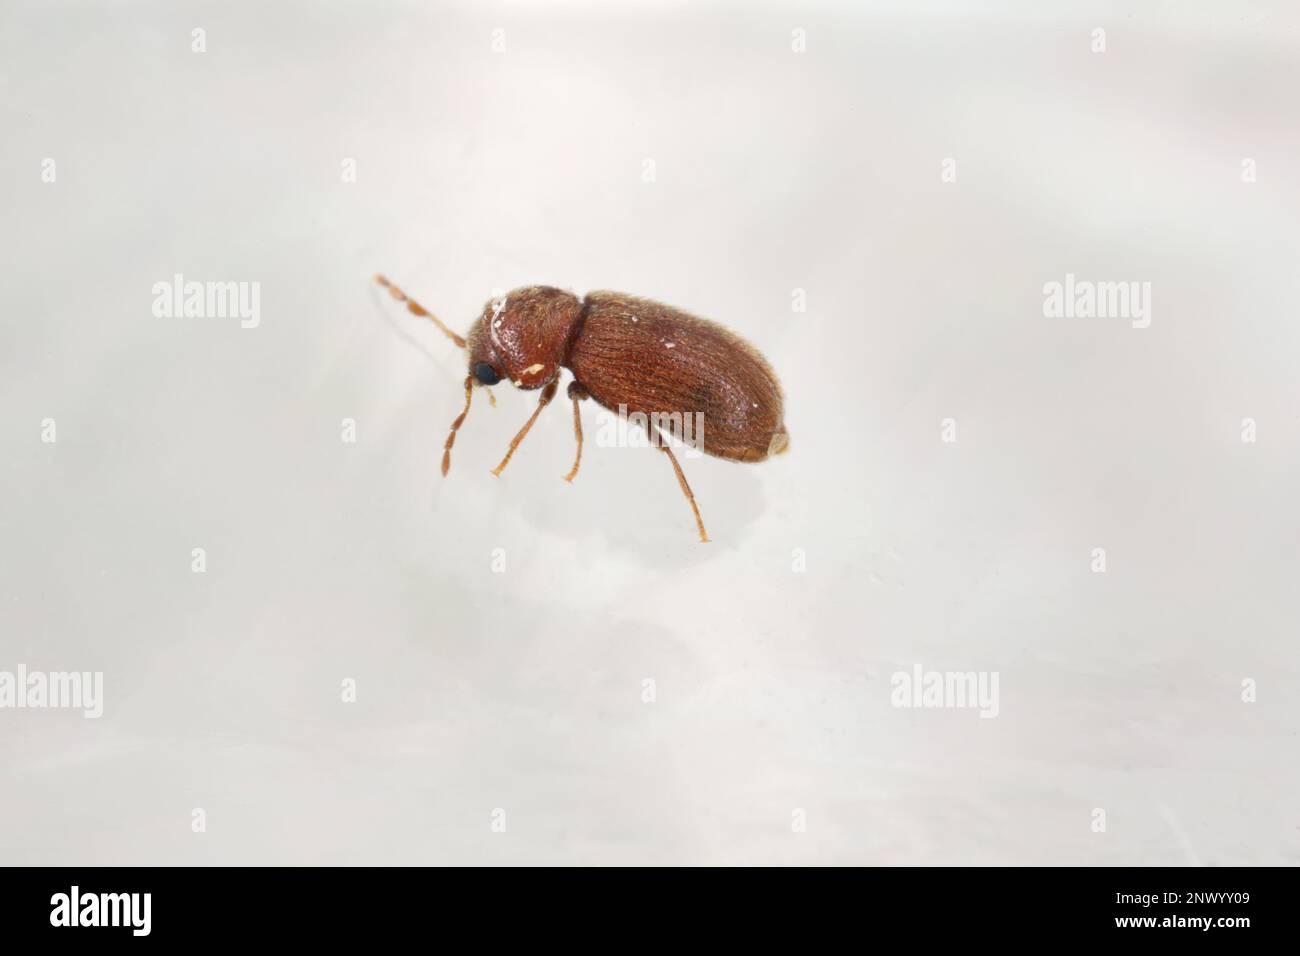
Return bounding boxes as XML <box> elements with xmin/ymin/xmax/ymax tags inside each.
<box><xmin>374</xmin><ymin>274</ymin><xmax>467</xmax><ymax>349</ymax></box>
<box><xmin>442</xmin><ymin>375</ymin><xmax>475</xmax><ymax>476</ymax></box>
<box><xmin>648</xmin><ymin>424</ymin><xmax>710</xmax><ymax>543</ymax></box>
<box><xmin>491</xmin><ymin>379</ymin><xmax>559</xmax><ymax>477</ymax></box>
<box><xmin>563</xmin><ymin>382</ymin><xmax>590</xmax><ymax>482</ymax></box>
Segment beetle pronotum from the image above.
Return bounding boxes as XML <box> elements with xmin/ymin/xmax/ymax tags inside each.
<box><xmin>375</xmin><ymin>275</ymin><xmax>789</xmax><ymax>542</ymax></box>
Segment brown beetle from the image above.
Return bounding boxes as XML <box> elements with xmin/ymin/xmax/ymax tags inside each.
<box><xmin>375</xmin><ymin>275</ymin><xmax>789</xmax><ymax>542</ymax></box>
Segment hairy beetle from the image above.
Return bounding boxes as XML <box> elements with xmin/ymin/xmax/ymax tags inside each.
<box><xmin>375</xmin><ymin>275</ymin><xmax>789</xmax><ymax>542</ymax></box>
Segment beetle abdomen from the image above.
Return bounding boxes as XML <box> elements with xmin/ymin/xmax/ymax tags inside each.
<box><xmin>567</xmin><ymin>292</ymin><xmax>787</xmax><ymax>462</ymax></box>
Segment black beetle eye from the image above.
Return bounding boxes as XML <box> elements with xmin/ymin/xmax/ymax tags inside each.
<box><xmin>473</xmin><ymin>362</ymin><xmax>501</xmax><ymax>386</ymax></box>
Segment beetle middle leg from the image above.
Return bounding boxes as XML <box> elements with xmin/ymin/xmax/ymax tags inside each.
<box><xmin>563</xmin><ymin>382</ymin><xmax>590</xmax><ymax>483</ymax></box>
<box><xmin>491</xmin><ymin>379</ymin><xmax>559</xmax><ymax>477</ymax></box>
<box><xmin>647</xmin><ymin>423</ymin><xmax>710</xmax><ymax>543</ymax></box>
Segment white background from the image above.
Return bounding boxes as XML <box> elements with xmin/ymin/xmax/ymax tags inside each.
<box><xmin>2</xmin><ymin>0</ymin><xmax>1298</xmax><ymax>864</ymax></box>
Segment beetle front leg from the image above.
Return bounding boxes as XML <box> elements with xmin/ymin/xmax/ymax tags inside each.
<box><xmin>491</xmin><ymin>379</ymin><xmax>559</xmax><ymax>477</ymax></box>
<box><xmin>563</xmin><ymin>381</ymin><xmax>590</xmax><ymax>483</ymax></box>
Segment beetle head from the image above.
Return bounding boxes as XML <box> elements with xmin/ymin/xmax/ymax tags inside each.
<box><xmin>465</xmin><ymin>286</ymin><xmax>582</xmax><ymax>390</ymax></box>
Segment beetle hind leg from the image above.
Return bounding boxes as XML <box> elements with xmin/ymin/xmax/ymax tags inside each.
<box><xmin>648</xmin><ymin>425</ymin><xmax>709</xmax><ymax>543</ymax></box>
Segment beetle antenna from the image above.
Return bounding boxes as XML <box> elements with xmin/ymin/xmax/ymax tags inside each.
<box><xmin>442</xmin><ymin>375</ymin><xmax>474</xmax><ymax>476</ymax></box>
<box><xmin>374</xmin><ymin>274</ymin><xmax>467</xmax><ymax>350</ymax></box>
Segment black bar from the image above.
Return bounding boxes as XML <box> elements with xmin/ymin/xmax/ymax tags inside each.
<box><xmin>0</xmin><ymin>866</ymin><xmax>1288</xmax><ymax>943</ymax></box>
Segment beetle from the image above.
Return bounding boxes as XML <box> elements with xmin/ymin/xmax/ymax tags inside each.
<box><xmin>374</xmin><ymin>275</ymin><xmax>789</xmax><ymax>542</ymax></box>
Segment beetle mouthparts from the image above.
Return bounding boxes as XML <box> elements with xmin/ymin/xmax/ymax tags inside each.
<box><xmin>768</xmin><ymin>430</ymin><xmax>790</xmax><ymax>456</ymax></box>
